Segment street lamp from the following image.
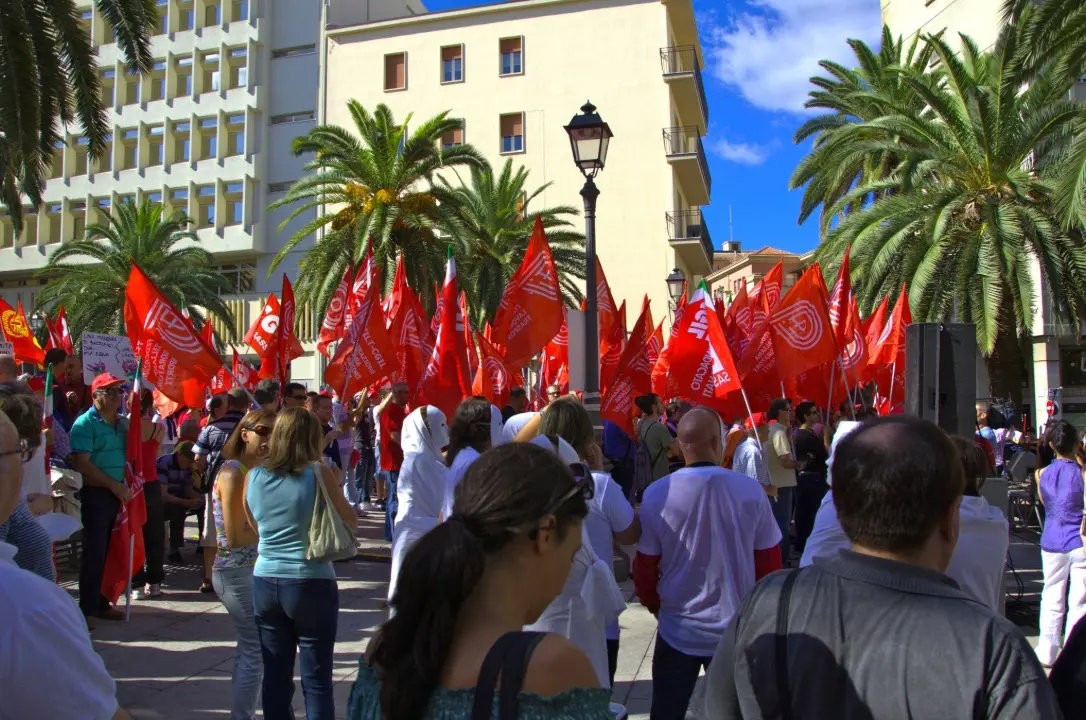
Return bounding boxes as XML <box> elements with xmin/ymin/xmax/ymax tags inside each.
<box><xmin>666</xmin><ymin>268</ymin><xmax>686</xmax><ymax>309</ymax></box>
<box><xmin>565</xmin><ymin>101</ymin><xmax>613</xmax><ymax>438</ymax></box>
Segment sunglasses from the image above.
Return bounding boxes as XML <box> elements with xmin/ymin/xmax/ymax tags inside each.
<box><xmin>245</xmin><ymin>425</ymin><xmax>272</xmax><ymax>437</ymax></box>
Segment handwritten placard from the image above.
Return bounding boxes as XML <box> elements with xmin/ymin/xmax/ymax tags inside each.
<box><xmin>0</xmin><ymin>341</ymin><xmax>12</xmax><ymax>357</ymax></box>
<box><xmin>81</xmin><ymin>332</ymin><xmax>138</xmax><ymax>385</ymax></box>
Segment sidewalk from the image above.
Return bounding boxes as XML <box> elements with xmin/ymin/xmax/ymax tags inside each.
<box><xmin>66</xmin><ymin>513</ymin><xmax>1042</xmax><ymax>718</ymax></box>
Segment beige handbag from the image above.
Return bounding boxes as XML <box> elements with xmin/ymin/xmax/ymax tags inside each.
<box><xmin>305</xmin><ymin>462</ymin><xmax>356</xmax><ymax>562</ymax></box>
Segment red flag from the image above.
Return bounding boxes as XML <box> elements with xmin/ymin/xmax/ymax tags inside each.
<box><xmin>646</xmin><ymin>323</ymin><xmax>664</xmax><ymax>370</ymax></box>
<box><xmin>665</xmin><ymin>283</ymin><xmax>743</xmax><ymax>407</ymax></box>
<box><xmin>767</xmin><ymin>266</ymin><xmax>837</xmax><ymax>381</ymax></box>
<box><xmin>840</xmin><ymin>298</ymin><xmax>870</xmax><ymax>382</ymax></box>
<box><xmin>417</xmin><ymin>250</ymin><xmax>472</xmax><ymax>419</ymax></box>
<box><xmin>245</xmin><ymin>293</ymin><xmax>281</xmax><ymax>376</ymax></box>
<box><xmin>828</xmin><ymin>249</ymin><xmax>854</xmax><ymax>350</ymax></box>
<box><xmin>543</xmin><ymin>307</ymin><xmax>569</xmax><ymax>385</ymax></box>
<box><xmin>101</xmin><ymin>363</ymin><xmax>148</xmax><ymax>605</ymax></box>
<box><xmin>869</xmin><ymin>284</ymin><xmax>911</xmax><ymax>367</ymax></box>
<box><xmin>316</xmin><ymin>268</ymin><xmax>351</xmax><ymax>358</ymax></box>
<box><xmin>44</xmin><ymin>306</ymin><xmax>75</xmax><ymax>355</ymax></box>
<box><xmin>0</xmin><ymin>300</ymin><xmax>44</xmax><ymax>365</ymax></box>
<box><xmin>388</xmin><ymin>282</ymin><xmax>431</xmax><ymax>391</ymax></box>
<box><xmin>601</xmin><ymin>303</ymin><xmax>654</xmax><ymax>436</ymax></box>
<box><xmin>461</xmin><ymin>292</ymin><xmax>478</xmax><ymax>377</ymax></box>
<box><xmin>382</xmin><ymin>256</ymin><xmax>406</xmax><ymax>325</ymax></box>
<box><xmin>343</xmin><ymin>247</ymin><xmax>378</xmax><ymax>332</ymax></box>
<box><xmin>749</xmin><ymin>261</ymin><xmax>784</xmax><ymax>328</ymax></box>
<box><xmin>600</xmin><ymin>300</ymin><xmax>627</xmax><ymax>393</ymax></box>
<box><xmin>324</xmin><ymin>263</ymin><xmax>397</xmax><ymax>400</ymax></box>
<box><xmin>124</xmin><ymin>265</ymin><xmax>223</xmax><ymax>407</ymax></box>
<box><xmin>490</xmin><ymin>217</ymin><xmax>565</xmax><ymax>369</ymax></box>
<box><xmin>279</xmin><ymin>275</ymin><xmax>297</xmax><ymax>387</ymax></box>
<box><xmin>723</xmin><ymin>279</ymin><xmax>753</xmax><ymax>359</ymax></box>
<box><xmin>472</xmin><ymin>332</ymin><xmax>511</xmax><ymax>407</ymax></box>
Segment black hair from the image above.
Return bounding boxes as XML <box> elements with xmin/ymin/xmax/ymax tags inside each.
<box><xmin>284</xmin><ymin>382</ymin><xmax>306</xmax><ymax>396</ymax></box>
<box><xmin>208</xmin><ymin>394</ymin><xmax>226</xmax><ymax>414</ymax></box>
<box><xmin>225</xmin><ymin>387</ymin><xmax>250</xmax><ymax>411</ymax></box>
<box><xmin>44</xmin><ymin>348</ymin><xmax>67</xmax><ymax>368</ymax></box>
<box><xmin>769</xmin><ymin>398</ymin><xmax>790</xmax><ymax>421</ymax></box>
<box><xmin>0</xmin><ymin>382</ymin><xmax>43</xmax><ymax>448</ymax></box>
<box><xmin>140</xmin><ymin>386</ymin><xmax>154</xmax><ymax>415</ymax></box>
<box><xmin>795</xmin><ymin>401</ymin><xmax>817</xmax><ymax>425</ymax></box>
<box><xmin>634</xmin><ymin>394</ymin><xmax>659</xmax><ymax>416</ymax></box>
<box><xmin>253</xmin><ymin>388</ymin><xmax>277</xmax><ymax>406</ymax></box>
<box><xmin>1048</xmin><ymin>419</ymin><xmax>1080</xmax><ymax>458</ymax></box>
<box><xmin>446</xmin><ymin>398</ymin><xmax>493</xmax><ymax>468</ymax></box>
<box><xmin>539</xmin><ymin>396</ymin><xmax>595</xmax><ymax>459</ymax></box>
<box><xmin>832</xmin><ymin>416</ymin><xmax>965</xmax><ymax>554</ymax></box>
<box><xmin>951</xmin><ymin>435</ymin><xmax>990</xmax><ymax>496</ymax></box>
<box><xmin>372</xmin><ymin>443</ymin><xmax>588</xmax><ymax>720</ymax></box>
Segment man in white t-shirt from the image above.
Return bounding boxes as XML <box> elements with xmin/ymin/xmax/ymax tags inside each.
<box><xmin>633</xmin><ymin>407</ymin><xmax>782</xmax><ymax>720</ymax></box>
<box><xmin>766</xmin><ymin>398</ymin><xmax>805</xmax><ymax>566</ymax></box>
<box><xmin>0</xmin><ymin>409</ymin><xmax>131</xmax><ymax>720</ymax></box>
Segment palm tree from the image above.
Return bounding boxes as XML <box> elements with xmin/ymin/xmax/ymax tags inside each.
<box><xmin>34</xmin><ymin>200</ymin><xmax>234</xmax><ymax>339</ymax></box>
<box><xmin>805</xmin><ymin>26</ymin><xmax>1086</xmax><ymax>403</ymax></box>
<box><xmin>789</xmin><ymin>27</ymin><xmax>941</xmax><ymax>236</ymax></box>
<box><xmin>269</xmin><ymin>101</ymin><xmax>487</xmax><ymax>317</ymax></box>
<box><xmin>434</xmin><ymin>159</ymin><xmax>585</xmax><ymax>329</ymax></box>
<box><xmin>1</xmin><ymin>0</ymin><xmax>159</xmax><ymax>232</ymax></box>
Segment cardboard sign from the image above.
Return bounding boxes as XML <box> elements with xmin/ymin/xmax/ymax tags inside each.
<box><xmin>0</xmin><ymin>341</ymin><xmax>12</xmax><ymax>357</ymax></box>
<box><xmin>81</xmin><ymin>332</ymin><xmax>138</xmax><ymax>386</ymax></box>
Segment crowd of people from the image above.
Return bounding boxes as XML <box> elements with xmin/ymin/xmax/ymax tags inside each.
<box><xmin>3</xmin><ymin>351</ymin><xmax>1086</xmax><ymax>719</ymax></box>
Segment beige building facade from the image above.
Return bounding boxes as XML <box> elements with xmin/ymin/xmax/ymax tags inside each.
<box><xmin>705</xmin><ymin>244</ymin><xmax>813</xmax><ymax>307</ymax></box>
<box><xmin>323</xmin><ymin>0</ymin><xmax>714</xmax><ymax>328</ymax></box>
<box><xmin>880</xmin><ymin>0</ymin><xmax>1001</xmax><ymax>51</ymax></box>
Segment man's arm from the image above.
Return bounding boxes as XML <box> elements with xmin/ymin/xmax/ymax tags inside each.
<box><xmin>633</xmin><ymin>504</ymin><xmax>662</xmax><ymax>615</ymax></box>
<box><xmin>773</xmin><ymin>429</ymin><xmax>804</xmax><ymax>471</ymax></box>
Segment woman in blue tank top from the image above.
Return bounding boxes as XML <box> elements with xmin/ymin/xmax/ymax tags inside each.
<box><xmin>244</xmin><ymin>408</ymin><xmax>357</xmax><ymax>720</ymax></box>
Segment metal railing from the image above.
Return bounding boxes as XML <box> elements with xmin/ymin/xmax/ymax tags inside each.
<box><xmin>662</xmin><ymin>126</ymin><xmax>712</xmax><ymax>196</ymax></box>
<box><xmin>659</xmin><ymin>45</ymin><xmax>709</xmax><ymax>125</ymax></box>
<box><xmin>666</xmin><ymin>209</ymin><xmax>713</xmax><ymax>262</ymax></box>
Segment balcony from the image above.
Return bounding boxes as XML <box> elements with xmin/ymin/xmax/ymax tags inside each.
<box><xmin>660</xmin><ymin>45</ymin><xmax>708</xmax><ymax>133</ymax></box>
<box><xmin>663</xmin><ymin>127</ymin><xmax>711</xmax><ymax>206</ymax></box>
<box><xmin>666</xmin><ymin>209</ymin><xmax>714</xmax><ymax>274</ymax></box>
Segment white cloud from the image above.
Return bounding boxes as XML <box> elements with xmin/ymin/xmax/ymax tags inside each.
<box><xmin>709</xmin><ymin>137</ymin><xmax>770</xmax><ymax>165</ymax></box>
<box><xmin>701</xmin><ymin>0</ymin><xmax>881</xmax><ymax>114</ymax></box>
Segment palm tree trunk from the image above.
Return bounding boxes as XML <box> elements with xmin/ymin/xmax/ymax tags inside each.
<box><xmin>986</xmin><ymin>312</ymin><xmax>1025</xmax><ymax>406</ymax></box>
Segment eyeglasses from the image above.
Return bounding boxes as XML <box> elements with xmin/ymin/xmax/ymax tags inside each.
<box><xmin>245</xmin><ymin>425</ymin><xmax>272</xmax><ymax>437</ymax></box>
<box><xmin>0</xmin><ymin>438</ymin><xmax>34</xmax><ymax>463</ymax></box>
<box><xmin>96</xmin><ymin>388</ymin><xmax>123</xmax><ymax>397</ymax></box>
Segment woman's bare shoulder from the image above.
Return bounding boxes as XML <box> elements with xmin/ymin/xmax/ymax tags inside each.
<box><xmin>521</xmin><ymin>633</ymin><xmax>600</xmax><ymax>697</ymax></box>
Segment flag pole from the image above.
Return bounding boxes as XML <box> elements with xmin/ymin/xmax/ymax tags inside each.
<box><xmin>739</xmin><ymin>387</ymin><xmax>774</xmax><ymax>500</ymax></box>
<box><xmin>836</xmin><ymin>358</ymin><xmax>858</xmax><ymax>420</ymax></box>
<box><xmin>887</xmin><ymin>360</ymin><xmax>898</xmax><ymax>414</ymax></box>
<box><xmin>222</xmin><ymin>366</ymin><xmax>258</xmax><ymax>406</ymax></box>
<box><xmin>826</xmin><ymin>361</ymin><xmax>836</xmax><ymax>423</ymax></box>
<box><xmin>125</xmin><ymin>532</ymin><xmax>134</xmax><ymax>622</ymax></box>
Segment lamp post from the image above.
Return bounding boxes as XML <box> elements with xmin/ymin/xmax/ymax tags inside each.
<box><xmin>565</xmin><ymin>101</ymin><xmax>613</xmax><ymax>439</ymax></box>
<box><xmin>666</xmin><ymin>268</ymin><xmax>686</xmax><ymax>313</ymax></box>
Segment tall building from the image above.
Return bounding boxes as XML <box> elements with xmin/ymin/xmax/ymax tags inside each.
<box><xmin>321</xmin><ymin>0</ymin><xmax>714</xmax><ymax>325</ymax></box>
<box><xmin>0</xmin><ymin>0</ymin><xmax>422</xmax><ymax>385</ymax></box>
<box><xmin>882</xmin><ymin>0</ymin><xmax>1086</xmax><ymax>427</ymax></box>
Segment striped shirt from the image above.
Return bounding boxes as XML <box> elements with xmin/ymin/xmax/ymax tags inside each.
<box><xmin>0</xmin><ymin>502</ymin><xmax>55</xmax><ymax>582</ymax></box>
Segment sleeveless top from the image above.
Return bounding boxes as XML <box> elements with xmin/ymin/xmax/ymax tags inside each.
<box><xmin>141</xmin><ymin>423</ymin><xmax>162</xmax><ymax>482</ymax></box>
<box><xmin>246</xmin><ymin>464</ymin><xmax>334</xmax><ymax>580</ymax></box>
<box><xmin>346</xmin><ymin>637</ymin><xmax>613</xmax><ymax>720</ymax></box>
<box><xmin>213</xmin><ymin>460</ymin><xmax>258</xmax><ymax>569</ymax></box>
<box><xmin>1039</xmin><ymin>459</ymin><xmax>1085</xmax><ymax>554</ymax></box>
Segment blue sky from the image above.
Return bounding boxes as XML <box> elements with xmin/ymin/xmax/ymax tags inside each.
<box><xmin>422</xmin><ymin>0</ymin><xmax>883</xmax><ymax>255</ymax></box>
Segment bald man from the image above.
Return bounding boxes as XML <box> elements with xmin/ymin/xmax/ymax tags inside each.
<box><xmin>633</xmin><ymin>407</ymin><xmax>783</xmax><ymax>720</ymax></box>
<box><xmin>0</xmin><ymin>356</ymin><xmax>17</xmax><ymax>384</ymax></box>
<box><xmin>0</xmin><ymin>410</ymin><xmax>132</xmax><ymax>719</ymax></box>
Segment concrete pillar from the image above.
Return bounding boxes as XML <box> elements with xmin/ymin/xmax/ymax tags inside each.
<box><xmin>1032</xmin><ymin>335</ymin><xmax>1061</xmax><ymax>433</ymax></box>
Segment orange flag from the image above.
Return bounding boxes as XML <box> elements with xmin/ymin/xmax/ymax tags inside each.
<box><xmin>124</xmin><ymin>265</ymin><xmax>223</xmax><ymax>407</ymax></box>
<box><xmin>491</xmin><ymin>217</ymin><xmax>565</xmax><ymax>369</ymax></box>
<box><xmin>0</xmin><ymin>300</ymin><xmax>44</xmax><ymax>365</ymax></box>
<box><xmin>472</xmin><ymin>332</ymin><xmax>512</xmax><ymax>407</ymax></box>
<box><xmin>869</xmin><ymin>283</ymin><xmax>911</xmax><ymax>367</ymax></box>
<box><xmin>768</xmin><ymin>266</ymin><xmax>837</xmax><ymax>381</ymax></box>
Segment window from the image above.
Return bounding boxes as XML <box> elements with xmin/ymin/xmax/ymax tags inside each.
<box><xmin>441</xmin><ymin>128</ymin><xmax>463</xmax><ymax>149</ymax></box>
<box><xmin>157</xmin><ymin>0</ymin><xmax>169</xmax><ymax>33</ymax></box>
<box><xmin>174</xmin><ymin>121</ymin><xmax>191</xmax><ymax>162</ymax></box>
<box><xmin>268</xmin><ymin>181</ymin><xmax>293</xmax><ymax>193</ymax></box>
<box><xmin>179</xmin><ymin>1</ymin><xmax>194</xmax><ymax>31</ymax></box>
<box><xmin>196</xmin><ymin>185</ymin><xmax>215</xmax><ymax>228</ymax></box>
<box><xmin>175</xmin><ymin>56</ymin><xmax>193</xmax><ymax>97</ymax></box>
<box><xmin>96</xmin><ymin>198</ymin><xmax>111</xmax><ymax>213</ymax></box>
<box><xmin>202</xmin><ymin>132</ymin><xmax>217</xmax><ymax>160</ymax></box>
<box><xmin>270</xmin><ymin>111</ymin><xmax>315</xmax><ymax>125</ymax></box>
<box><xmin>272</xmin><ymin>45</ymin><xmax>316</xmax><ymax>59</ymax></box>
<box><xmin>145</xmin><ymin>191</ymin><xmax>162</xmax><ymax>205</ymax></box>
<box><xmin>100</xmin><ymin>69</ymin><xmax>115</xmax><ymax>105</ymax></box>
<box><xmin>441</xmin><ymin>45</ymin><xmax>463</xmax><ymax>83</ymax></box>
<box><xmin>500</xmin><ymin>37</ymin><xmax>523</xmax><ymax>76</ymax></box>
<box><xmin>205</xmin><ymin>1</ymin><xmax>221</xmax><ymax>26</ymax></box>
<box><xmin>170</xmin><ymin>188</ymin><xmax>188</xmax><ymax>209</ymax></box>
<box><xmin>93</xmin><ymin>134</ymin><xmax>112</xmax><ymax>173</ymax></box>
<box><xmin>232</xmin><ymin>0</ymin><xmax>248</xmax><ymax>22</ymax></box>
<box><xmin>0</xmin><ymin>217</ymin><xmax>13</xmax><ymax>249</ymax></box>
<box><xmin>230</xmin><ymin>47</ymin><xmax>248</xmax><ymax>88</ymax></box>
<box><xmin>74</xmin><ymin>137</ymin><xmax>90</xmax><ymax>175</ymax></box>
<box><xmin>203</xmin><ymin>52</ymin><xmax>220</xmax><ymax>93</ymax></box>
<box><xmin>125</xmin><ymin>69</ymin><xmax>140</xmax><ymax>105</ymax></box>
<box><xmin>49</xmin><ymin>142</ymin><xmax>63</xmax><ymax>180</ymax></box>
<box><xmin>500</xmin><ymin>113</ymin><xmax>524</xmax><ymax>153</ymax></box>
<box><xmin>227</xmin><ymin>114</ymin><xmax>244</xmax><ymax>156</ymax></box>
<box><xmin>70</xmin><ymin>202</ymin><xmax>86</xmax><ymax>242</ymax></box>
<box><xmin>384</xmin><ymin>52</ymin><xmax>406</xmax><ymax>91</ymax></box>
<box><xmin>150</xmin><ymin>61</ymin><xmax>167</xmax><ymax>101</ymax></box>
<box><xmin>121</xmin><ymin>128</ymin><xmax>139</xmax><ymax>170</ymax></box>
<box><xmin>225</xmin><ymin>182</ymin><xmax>244</xmax><ymax>226</ymax></box>
<box><xmin>218</xmin><ymin>263</ymin><xmax>257</xmax><ymax>292</ymax></box>
<box><xmin>20</xmin><ymin>210</ymin><xmax>38</xmax><ymax>247</ymax></box>
<box><xmin>46</xmin><ymin>204</ymin><xmax>62</xmax><ymax>245</ymax></box>
<box><xmin>148</xmin><ymin>125</ymin><xmax>164</xmax><ymax>166</ymax></box>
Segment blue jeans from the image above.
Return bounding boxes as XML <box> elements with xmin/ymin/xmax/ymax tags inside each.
<box><xmin>212</xmin><ymin>565</ymin><xmax>262</xmax><ymax>720</ymax></box>
<box><xmin>650</xmin><ymin>634</ymin><xmax>712</xmax><ymax>720</ymax></box>
<box><xmin>252</xmin><ymin>576</ymin><xmax>339</xmax><ymax>720</ymax></box>
<box><xmin>382</xmin><ymin>470</ymin><xmax>399</xmax><ymax>542</ymax></box>
<box><xmin>354</xmin><ymin>450</ymin><xmax>374</xmax><ymax>503</ymax></box>
<box><xmin>772</xmin><ymin>486</ymin><xmax>795</xmax><ymax>568</ymax></box>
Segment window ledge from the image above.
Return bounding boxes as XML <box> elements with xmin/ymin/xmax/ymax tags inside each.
<box><xmin>384</xmin><ymin>86</ymin><xmax>408</xmax><ymax>93</ymax></box>
<box><xmin>440</xmin><ymin>78</ymin><xmax>465</xmax><ymax>85</ymax></box>
<box><xmin>499</xmin><ymin>71</ymin><xmax>524</xmax><ymax>78</ymax></box>
<box><xmin>499</xmin><ymin>149</ymin><xmax>526</xmax><ymax>156</ymax></box>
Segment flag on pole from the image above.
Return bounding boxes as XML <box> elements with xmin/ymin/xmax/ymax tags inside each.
<box><xmin>417</xmin><ymin>247</ymin><xmax>472</xmax><ymax>419</ymax></box>
<box><xmin>0</xmin><ymin>299</ymin><xmax>45</xmax><ymax>365</ymax></box>
<box><xmin>316</xmin><ymin>268</ymin><xmax>351</xmax><ymax>358</ymax></box>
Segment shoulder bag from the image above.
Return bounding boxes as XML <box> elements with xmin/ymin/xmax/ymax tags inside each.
<box><xmin>306</xmin><ymin>462</ymin><xmax>357</xmax><ymax>562</ymax></box>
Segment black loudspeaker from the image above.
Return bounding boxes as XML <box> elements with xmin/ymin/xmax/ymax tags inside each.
<box><xmin>905</xmin><ymin>323</ymin><xmax>977</xmax><ymax>438</ymax></box>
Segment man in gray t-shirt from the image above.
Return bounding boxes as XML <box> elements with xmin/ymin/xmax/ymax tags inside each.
<box><xmin>703</xmin><ymin>416</ymin><xmax>1060</xmax><ymax>719</ymax></box>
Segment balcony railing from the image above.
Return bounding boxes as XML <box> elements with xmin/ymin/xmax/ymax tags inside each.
<box><xmin>660</xmin><ymin>45</ymin><xmax>709</xmax><ymax>125</ymax></box>
<box><xmin>662</xmin><ymin>126</ymin><xmax>712</xmax><ymax>197</ymax></box>
<box><xmin>666</xmin><ymin>209</ymin><xmax>713</xmax><ymax>263</ymax></box>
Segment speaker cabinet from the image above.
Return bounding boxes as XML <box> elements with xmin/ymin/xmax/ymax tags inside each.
<box><xmin>905</xmin><ymin>323</ymin><xmax>977</xmax><ymax>438</ymax></box>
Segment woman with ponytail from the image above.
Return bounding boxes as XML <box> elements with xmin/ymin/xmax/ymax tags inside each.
<box><xmin>441</xmin><ymin>398</ymin><xmax>496</xmax><ymax>519</ymax></box>
<box><xmin>348</xmin><ymin>443</ymin><xmax>613</xmax><ymax>720</ymax></box>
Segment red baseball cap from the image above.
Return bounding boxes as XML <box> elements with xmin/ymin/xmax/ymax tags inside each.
<box><xmin>744</xmin><ymin>412</ymin><xmax>769</xmax><ymax>429</ymax></box>
<box><xmin>90</xmin><ymin>373</ymin><xmax>124</xmax><ymax>394</ymax></box>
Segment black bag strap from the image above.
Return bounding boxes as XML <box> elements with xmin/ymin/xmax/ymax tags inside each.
<box><xmin>470</xmin><ymin>631</ymin><xmax>547</xmax><ymax>720</ymax></box>
<box><xmin>776</xmin><ymin>569</ymin><xmax>801</xmax><ymax>720</ymax></box>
